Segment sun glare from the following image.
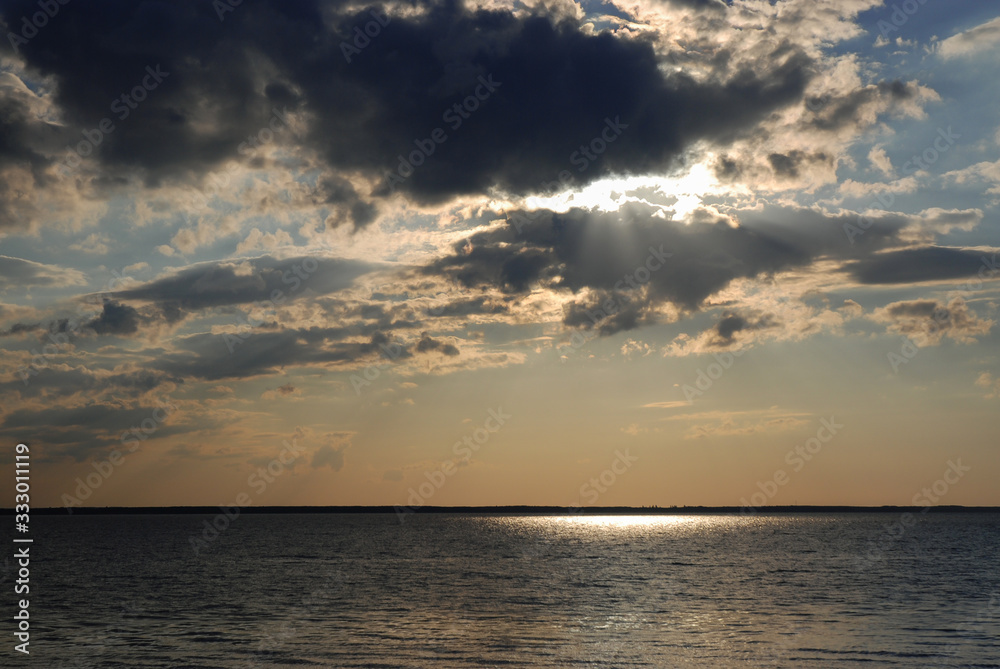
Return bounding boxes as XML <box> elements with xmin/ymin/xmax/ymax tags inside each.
<box><xmin>523</xmin><ymin>159</ymin><xmax>724</xmax><ymax>220</ymax></box>
<box><xmin>553</xmin><ymin>514</ymin><xmax>696</xmax><ymax>529</ymax></box>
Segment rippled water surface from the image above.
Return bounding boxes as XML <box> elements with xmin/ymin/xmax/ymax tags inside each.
<box><xmin>12</xmin><ymin>512</ymin><xmax>1000</xmax><ymax>667</ymax></box>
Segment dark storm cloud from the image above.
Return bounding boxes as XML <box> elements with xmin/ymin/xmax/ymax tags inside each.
<box><xmin>0</xmin><ymin>366</ymin><xmax>179</xmax><ymax>400</ymax></box>
<box><xmin>662</xmin><ymin>0</ymin><xmax>728</xmax><ymax>10</ymax></box>
<box><xmin>296</xmin><ymin>4</ymin><xmax>811</xmax><ymax>203</ymax></box>
<box><xmin>712</xmin><ymin>80</ymin><xmax>925</xmax><ymax>184</ymax></box>
<box><xmin>0</xmin><ymin>318</ymin><xmax>63</xmax><ymax>338</ymax></box>
<box><xmin>562</xmin><ymin>291</ymin><xmax>652</xmax><ymax>335</ymax></box>
<box><xmin>1</xmin><ymin>0</ymin><xmax>812</xmax><ymax>208</ymax></box>
<box><xmin>425</xmin><ymin>204</ymin><xmax>815</xmax><ymax>306</ymax></box>
<box><xmin>845</xmin><ymin>247</ymin><xmax>995</xmax><ymax>284</ymax></box>
<box><xmin>305</xmin><ymin>299</ymin><xmax>425</xmax><ymax>338</ymax></box>
<box><xmin>423</xmin><ymin>203</ymin><xmax>984</xmax><ymax>334</ymax></box>
<box><xmin>0</xmin><ymin>93</ymin><xmax>51</xmax><ymax>174</ymax></box>
<box><xmin>1</xmin><ymin>299</ymin><xmax>176</xmax><ymax>339</ymax></box>
<box><xmin>426</xmin><ymin>296</ymin><xmax>509</xmax><ymax>317</ymax></box>
<box><xmin>86</xmin><ymin>300</ymin><xmax>140</xmax><ymax>335</ymax></box>
<box><xmin>152</xmin><ymin>328</ymin><xmax>402</xmax><ymax>380</ymax></box>
<box><xmin>707</xmin><ymin>311</ymin><xmax>779</xmax><ymax>348</ymax></box>
<box><xmin>1</xmin><ymin>1</ymin><xmax>275</xmax><ymax>185</ymax></box>
<box><xmin>415</xmin><ymin>334</ymin><xmax>460</xmax><ymax>356</ymax></box>
<box><xmin>309</xmin><ymin>175</ymin><xmax>379</xmax><ymax>229</ymax></box>
<box><xmin>0</xmin><ymin>321</ymin><xmax>38</xmax><ymax>336</ymax></box>
<box><xmin>0</xmin><ymin>300</ymin><xmax>150</xmax><ymax>339</ymax></box>
<box><xmin>114</xmin><ymin>255</ymin><xmax>374</xmax><ymax>310</ymax></box>
<box><xmin>152</xmin><ymin>318</ymin><xmax>469</xmax><ymax>380</ymax></box>
<box><xmin>807</xmin><ymin>80</ymin><xmax>920</xmax><ymax>131</ymax></box>
<box><xmin>886</xmin><ymin>301</ymin><xmax>947</xmax><ymax>319</ymax></box>
<box><xmin>0</xmin><ymin>92</ymin><xmax>66</xmax><ymax>230</ymax></box>
<box><xmin>150</xmin><ymin>326</ymin><xmax>462</xmax><ymax>380</ymax></box>
<box><xmin>0</xmin><ymin>401</ymin><xmax>195</xmax><ymax>462</ymax></box>
<box><xmin>767</xmin><ymin>150</ymin><xmax>831</xmax><ymax>178</ymax></box>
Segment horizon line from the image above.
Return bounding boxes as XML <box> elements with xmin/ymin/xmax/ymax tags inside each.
<box><xmin>5</xmin><ymin>504</ymin><xmax>1000</xmax><ymax>515</ymax></box>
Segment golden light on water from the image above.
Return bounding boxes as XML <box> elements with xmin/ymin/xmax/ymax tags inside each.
<box><xmin>551</xmin><ymin>514</ymin><xmax>696</xmax><ymax>529</ymax></box>
<box><xmin>482</xmin><ymin>514</ymin><xmax>744</xmax><ymax>538</ymax></box>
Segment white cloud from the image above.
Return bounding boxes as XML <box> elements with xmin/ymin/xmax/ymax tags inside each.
<box><xmin>237</xmin><ymin>228</ymin><xmax>294</xmax><ymax>253</ymax></box>
<box><xmin>944</xmin><ymin>159</ymin><xmax>1000</xmax><ymax>196</ymax></box>
<box><xmin>938</xmin><ymin>16</ymin><xmax>1000</xmax><ymax>59</ymax></box>
<box><xmin>868</xmin><ymin>146</ymin><xmax>894</xmax><ymax>177</ymax></box>
<box><xmin>839</xmin><ymin>176</ymin><xmax>917</xmax><ymax>198</ymax></box>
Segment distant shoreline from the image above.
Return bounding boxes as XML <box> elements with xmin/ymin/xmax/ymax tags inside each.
<box><xmin>3</xmin><ymin>505</ymin><xmax>999</xmax><ymax>515</ymax></box>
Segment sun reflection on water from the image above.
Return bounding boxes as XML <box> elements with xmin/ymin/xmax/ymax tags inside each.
<box><xmin>550</xmin><ymin>514</ymin><xmax>696</xmax><ymax>529</ymax></box>
<box><xmin>481</xmin><ymin>514</ymin><xmax>742</xmax><ymax>540</ymax></box>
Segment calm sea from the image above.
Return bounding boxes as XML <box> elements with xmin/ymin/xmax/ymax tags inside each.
<box><xmin>7</xmin><ymin>512</ymin><xmax>999</xmax><ymax>667</ymax></box>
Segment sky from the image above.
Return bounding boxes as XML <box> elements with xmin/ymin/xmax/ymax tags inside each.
<box><xmin>0</xmin><ymin>0</ymin><xmax>998</xmax><ymax>509</ymax></box>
